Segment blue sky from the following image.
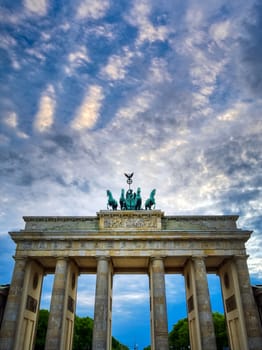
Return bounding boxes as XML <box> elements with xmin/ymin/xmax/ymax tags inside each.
<box><xmin>0</xmin><ymin>0</ymin><xmax>262</xmax><ymax>348</ymax></box>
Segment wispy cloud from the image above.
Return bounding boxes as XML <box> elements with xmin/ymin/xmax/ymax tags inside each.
<box><xmin>148</xmin><ymin>57</ymin><xmax>171</xmax><ymax>84</ymax></box>
<box><xmin>24</xmin><ymin>0</ymin><xmax>48</xmax><ymax>16</ymax></box>
<box><xmin>101</xmin><ymin>47</ymin><xmax>133</xmax><ymax>81</ymax></box>
<box><xmin>65</xmin><ymin>46</ymin><xmax>90</xmax><ymax>75</ymax></box>
<box><xmin>34</xmin><ymin>85</ymin><xmax>56</xmax><ymax>132</ymax></box>
<box><xmin>4</xmin><ymin>112</ymin><xmax>18</xmax><ymax>128</ymax></box>
<box><xmin>76</xmin><ymin>0</ymin><xmax>110</xmax><ymax>20</ymax></box>
<box><xmin>71</xmin><ymin>85</ymin><xmax>104</xmax><ymax>130</ymax></box>
<box><xmin>0</xmin><ymin>6</ymin><xmax>262</xmax><ymax>349</ymax></box>
<box><xmin>3</xmin><ymin>111</ymin><xmax>29</xmax><ymax>139</ymax></box>
<box><xmin>239</xmin><ymin>2</ymin><xmax>262</xmax><ymax>97</ymax></box>
<box><xmin>126</xmin><ymin>0</ymin><xmax>170</xmax><ymax>45</ymax></box>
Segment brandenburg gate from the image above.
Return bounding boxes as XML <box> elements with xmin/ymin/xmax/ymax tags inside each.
<box><xmin>0</xmin><ymin>177</ymin><xmax>261</xmax><ymax>350</ymax></box>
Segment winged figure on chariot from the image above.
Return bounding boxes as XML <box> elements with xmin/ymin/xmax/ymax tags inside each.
<box><xmin>106</xmin><ymin>173</ymin><xmax>156</xmax><ymax>211</ymax></box>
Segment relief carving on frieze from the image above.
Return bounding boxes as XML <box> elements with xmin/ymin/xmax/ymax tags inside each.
<box><xmin>102</xmin><ymin>215</ymin><xmax>158</xmax><ymax>229</ymax></box>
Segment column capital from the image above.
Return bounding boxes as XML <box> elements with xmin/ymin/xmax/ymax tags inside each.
<box><xmin>191</xmin><ymin>255</ymin><xmax>207</xmax><ymax>261</ymax></box>
<box><xmin>12</xmin><ymin>255</ymin><xmax>28</xmax><ymax>262</ymax></box>
<box><xmin>233</xmin><ymin>254</ymin><xmax>249</xmax><ymax>261</ymax></box>
<box><xmin>55</xmin><ymin>256</ymin><xmax>69</xmax><ymax>261</ymax></box>
<box><xmin>150</xmin><ymin>256</ymin><xmax>166</xmax><ymax>262</ymax></box>
<box><xmin>96</xmin><ymin>256</ymin><xmax>111</xmax><ymax>262</ymax></box>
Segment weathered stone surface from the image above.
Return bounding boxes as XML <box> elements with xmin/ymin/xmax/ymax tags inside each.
<box><xmin>150</xmin><ymin>257</ymin><xmax>169</xmax><ymax>350</ymax></box>
<box><xmin>23</xmin><ymin>216</ymin><xmax>99</xmax><ymax>231</ymax></box>
<box><xmin>1</xmin><ymin>210</ymin><xmax>260</xmax><ymax>350</ymax></box>
<box><xmin>234</xmin><ymin>256</ymin><xmax>262</xmax><ymax>350</ymax></box>
<box><xmin>45</xmin><ymin>258</ymin><xmax>69</xmax><ymax>350</ymax></box>
<box><xmin>192</xmin><ymin>257</ymin><xmax>217</xmax><ymax>349</ymax></box>
<box><xmin>162</xmin><ymin>215</ymin><xmax>238</xmax><ymax>230</ymax></box>
<box><xmin>92</xmin><ymin>257</ymin><xmax>112</xmax><ymax>350</ymax></box>
<box><xmin>99</xmin><ymin>210</ymin><xmax>162</xmax><ymax>230</ymax></box>
<box><xmin>0</xmin><ymin>258</ymin><xmax>27</xmax><ymax>350</ymax></box>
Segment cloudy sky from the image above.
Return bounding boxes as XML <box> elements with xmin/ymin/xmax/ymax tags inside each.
<box><xmin>0</xmin><ymin>0</ymin><xmax>262</xmax><ymax>348</ymax></box>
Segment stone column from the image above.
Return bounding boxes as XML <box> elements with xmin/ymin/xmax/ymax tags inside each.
<box><xmin>149</xmin><ymin>257</ymin><xmax>169</xmax><ymax>350</ymax></box>
<box><xmin>192</xmin><ymin>257</ymin><xmax>216</xmax><ymax>350</ymax></box>
<box><xmin>234</xmin><ymin>255</ymin><xmax>262</xmax><ymax>350</ymax></box>
<box><xmin>0</xmin><ymin>257</ymin><xmax>27</xmax><ymax>350</ymax></box>
<box><xmin>218</xmin><ymin>258</ymin><xmax>248</xmax><ymax>350</ymax></box>
<box><xmin>184</xmin><ymin>257</ymin><xmax>217</xmax><ymax>350</ymax></box>
<box><xmin>92</xmin><ymin>257</ymin><xmax>112</xmax><ymax>350</ymax></box>
<box><xmin>45</xmin><ymin>257</ymin><xmax>69</xmax><ymax>350</ymax></box>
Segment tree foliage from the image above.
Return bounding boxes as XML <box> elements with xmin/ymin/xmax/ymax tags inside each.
<box><xmin>212</xmin><ymin>312</ymin><xmax>228</xmax><ymax>350</ymax></box>
<box><xmin>144</xmin><ymin>312</ymin><xmax>229</xmax><ymax>350</ymax></box>
<box><xmin>34</xmin><ymin>309</ymin><xmax>49</xmax><ymax>350</ymax></box>
<box><xmin>35</xmin><ymin>310</ymin><xmax>228</xmax><ymax>350</ymax></box>
<box><xmin>34</xmin><ymin>310</ymin><xmax>128</xmax><ymax>350</ymax></box>
<box><xmin>72</xmin><ymin>315</ymin><xmax>93</xmax><ymax>350</ymax></box>
<box><xmin>112</xmin><ymin>336</ymin><xmax>129</xmax><ymax>350</ymax></box>
<box><xmin>168</xmin><ymin>317</ymin><xmax>190</xmax><ymax>349</ymax></box>
<box><xmin>168</xmin><ymin>312</ymin><xmax>228</xmax><ymax>350</ymax></box>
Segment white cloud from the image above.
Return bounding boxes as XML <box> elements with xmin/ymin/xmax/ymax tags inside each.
<box><xmin>71</xmin><ymin>85</ymin><xmax>104</xmax><ymax>130</ymax></box>
<box><xmin>210</xmin><ymin>20</ymin><xmax>231</xmax><ymax>46</ymax></box>
<box><xmin>216</xmin><ymin>101</ymin><xmax>257</xmax><ymax>126</ymax></box>
<box><xmin>76</xmin><ymin>0</ymin><xmax>110</xmax><ymax>20</ymax></box>
<box><xmin>126</xmin><ymin>0</ymin><xmax>170</xmax><ymax>45</ymax></box>
<box><xmin>148</xmin><ymin>58</ymin><xmax>171</xmax><ymax>84</ymax></box>
<box><xmin>0</xmin><ymin>134</ymin><xmax>9</xmax><ymax>144</ymax></box>
<box><xmin>26</xmin><ymin>47</ymin><xmax>46</xmax><ymax>62</ymax></box>
<box><xmin>3</xmin><ymin>112</ymin><xmax>29</xmax><ymax>139</ymax></box>
<box><xmin>68</xmin><ymin>47</ymin><xmax>90</xmax><ymax>64</ymax></box>
<box><xmin>65</xmin><ymin>46</ymin><xmax>90</xmax><ymax>75</ymax></box>
<box><xmin>198</xmin><ymin>173</ymin><xmax>230</xmax><ymax>199</ymax></box>
<box><xmin>34</xmin><ymin>85</ymin><xmax>56</xmax><ymax>132</ymax></box>
<box><xmin>4</xmin><ymin>112</ymin><xmax>18</xmax><ymax>128</ymax></box>
<box><xmin>101</xmin><ymin>47</ymin><xmax>133</xmax><ymax>81</ymax></box>
<box><xmin>113</xmin><ymin>91</ymin><xmax>153</xmax><ymax>122</ymax></box>
<box><xmin>191</xmin><ymin>53</ymin><xmax>227</xmax><ymax>88</ymax></box>
<box><xmin>76</xmin><ymin>290</ymin><xmax>95</xmax><ymax>309</ymax></box>
<box><xmin>185</xmin><ymin>6</ymin><xmax>204</xmax><ymax>29</ymax></box>
<box><xmin>0</xmin><ymin>34</ymin><xmax>16</xmax><ymax>49</ymax></box>
<box><xmin>24</xmin><ymin>0</ymin><xmax>48</xmax><ymax>16</ymax></box>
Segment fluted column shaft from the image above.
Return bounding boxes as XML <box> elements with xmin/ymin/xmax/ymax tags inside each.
<box><xmin>0</xmin><ymin>257</ymin><xmax>27</xmax><ymax>350</ymax></box>
<box><xmin>191</xmin><ymin>257</ymin><xmax>217</xmax><ymax>350</ymax></box>
<box><xmin>92</xmin><ymin>257</ymin><xmax>111</xmax><ymax>350</ymax></box>
<box><xmin>45</xmin><ymin>257</ymin><xmax>69</xmax><ymax>350</ymax></box>
<box><xmin>234</xmin><ymin>256</ymin><xmax>262</xmax><ymax>349</ymax></box>
<box><xmin>149</xmin><ymin>257</ymin><xmax>169</xmax><ymax>350</ymax></box>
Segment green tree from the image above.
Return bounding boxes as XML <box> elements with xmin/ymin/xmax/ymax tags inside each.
<box><xmin>34</xmin><ymin>309</ymin><xmax>49</xmax><ymax>350</ymax></box>
<box><xmin>168</xmin><ymin>312</ymin><xmax>228</xmax><ymax>350</ymax></box>
<box><xmin>212</xmin><ymin>312</ymin><xmax>228</xmax><ymax>350</ymax></box>
<box><xmin>112</xmin><ymin>336</ymin><xmax>129</xmax><ymax>350</ymax></box>
<box><xmin>73</xmin><ymin>315</ymin><xmax>93</xmax><ymax>350</ymax></box>
<box><xmin>34</xmin><ymin>310</ymin><xmax>128</xmax><ymax>350</ymax></box>
<box><xmin>168</xmin><ymin>317</ymin><xmax>190</xmax><ymax>349</ymax></box>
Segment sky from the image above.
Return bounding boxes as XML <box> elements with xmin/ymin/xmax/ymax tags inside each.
<box><xmin>0</xmin><ymin>0</ymin><xmax>262</xmax><ymax>348</ymax></box>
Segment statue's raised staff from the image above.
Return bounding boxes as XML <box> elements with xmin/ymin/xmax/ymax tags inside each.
<box><xmin>145</xmin><ymin>189</ymin><xmax>156</xmax><ymax>210</ymax></box>
<box><xmin>106</xmin><ymin>190</ymin><xmax>118</xmax><ymax>210</ymax></box>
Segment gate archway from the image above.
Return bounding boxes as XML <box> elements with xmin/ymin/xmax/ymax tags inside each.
<box><xmin>0</xmin><ymin>210</ymin><xmax>262</xmax><ymax>350</ymax></box>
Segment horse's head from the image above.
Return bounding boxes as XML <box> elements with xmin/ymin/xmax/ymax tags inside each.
<box><xmin>106</xmin><ymin>190</ymin><xmax>111</xmax><ymax>197</ymax></box>
<box><xmin>151</xmin><ymin>189</ymin><xmax>156</xmax><ymax>196</ymax></box>
<box><xmin>137</xmin><ymin>187</ymin><xmax>141</xmax><ymax>194</ymax></box>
